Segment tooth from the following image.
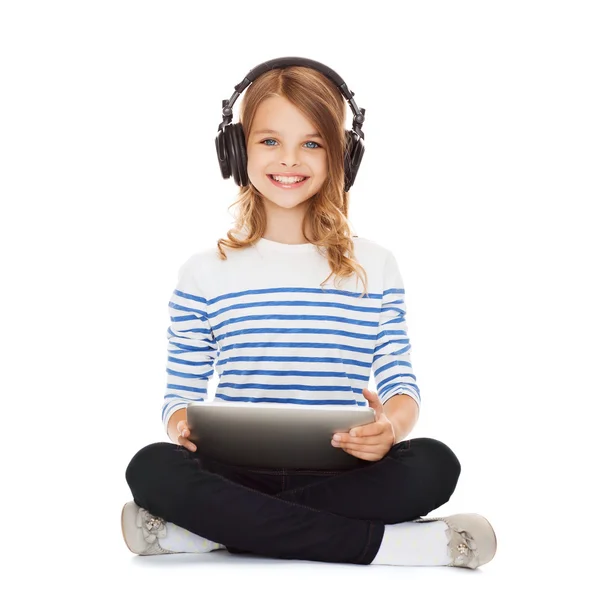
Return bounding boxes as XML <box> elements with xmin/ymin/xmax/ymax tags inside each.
<box><xmin>273</xmin><ymin>175</ymin><xmax>305</xmax><ymax>183</ymax></box>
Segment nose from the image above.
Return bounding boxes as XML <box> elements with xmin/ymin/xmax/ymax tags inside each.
<box><xmin>279</xmin><ymin>147</ymin><xmax>300</xmax><ymax>168</ymax></box>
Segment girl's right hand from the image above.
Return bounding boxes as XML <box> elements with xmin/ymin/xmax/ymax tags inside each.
<box><xmin>176</xmin><ymin>419</ymin><xmax>197</xmax><ymax>452</ymax></box>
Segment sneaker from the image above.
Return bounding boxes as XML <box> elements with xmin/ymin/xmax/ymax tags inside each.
<box><xmin>412</xmin><ymin>513</ymin><xmax>497</xmax><ymax>569</ymax></box>
<box><xmin>121</xmin><ymin>501</ymin><xmax>180</xmax><ymax>555</ymax></box>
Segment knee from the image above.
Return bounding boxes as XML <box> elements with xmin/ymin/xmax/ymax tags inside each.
<box><xmin>409</xmin><ymin>437</ymin><xmax>462</xmax><ymax>494</ymax></box>
<box><xmin>125</xmin><ymin>441</ymin><xmax>175</xmax><ymax>492</ymax></box>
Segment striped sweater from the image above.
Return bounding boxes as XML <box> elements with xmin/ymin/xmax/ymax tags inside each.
<box><xmin>162</xmin><ymin>236</ymin><xmax>421</xmax><ymax>434</ymax></box>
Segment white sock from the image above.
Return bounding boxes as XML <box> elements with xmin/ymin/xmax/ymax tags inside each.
<box><xmin>159</xmin><ymin>521</ymin><xmax>227</xmax><ymax>553</ymax></box>
<box><xmin>371</xmin><ymin>520</ymin><xmax>451</xmax><ymax>566</ymax></box>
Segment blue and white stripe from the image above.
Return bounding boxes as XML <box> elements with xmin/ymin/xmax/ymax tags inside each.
<box><xmin>161</xmin><ymin>249</ymin><xmax>421</xmax><ymax>433</ymax></box>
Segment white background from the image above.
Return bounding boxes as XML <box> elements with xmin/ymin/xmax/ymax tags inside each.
<box><xmin>2</xmin><ymin>0</ymin><xmax>598</xmax><ymax>597</ymax></box>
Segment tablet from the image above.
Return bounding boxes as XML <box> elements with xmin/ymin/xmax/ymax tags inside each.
<box><xmin>186</xmin><ymin>401</ymin><xmax>377</xmax><ymax>470</ymax></box>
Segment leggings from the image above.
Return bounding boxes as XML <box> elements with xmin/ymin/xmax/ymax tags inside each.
<box><xmin>125</xmin><ymin>437</ymin><xmax>461</xmax><ymax>565</ymax></box>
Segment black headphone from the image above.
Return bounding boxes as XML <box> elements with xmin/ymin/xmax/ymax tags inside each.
<box><xmin>215</xmin><ymin>56</ymin><xmax>366</xmax><ymax>193</ymax></box>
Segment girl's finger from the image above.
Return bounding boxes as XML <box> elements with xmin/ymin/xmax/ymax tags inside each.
<box><xmin>178</xmin><ymin>433</ymin><xmax>196</xmax><ymax>452</ymax></box>
<box><xmin>334</xmin><ymin>440</ymin><xmax>377</xmax><ymax>451</ymax></box>
<box><xmin>183</xmin><ymin>440</ymin><xmax>197</xmax><ymax>452</ymax></box>
<box><xmin>341</xmin><ymin>447</ymin><xmax>382</xmax><ymax>462</ymax></box>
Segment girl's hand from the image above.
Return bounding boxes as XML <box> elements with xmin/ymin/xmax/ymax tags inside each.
<box><xmin>176</xmin><ymin>419</ymin><xmax>197</xmax><ymax>452</ymax></box>
<box><xmin>331</xmin><ymin>388</ymin><xmax>396</xmax><ymax>462</ymax></box>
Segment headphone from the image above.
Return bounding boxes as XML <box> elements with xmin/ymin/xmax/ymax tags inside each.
<box><xmin>215</xmin><ymin>56</ymin><xmax>366</xmax><ymax>193</ymax></box>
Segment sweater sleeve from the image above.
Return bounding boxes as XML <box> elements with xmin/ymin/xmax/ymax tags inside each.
<box><xmin>161</xmin><ymin>255</ymin><xmax>219</xmax><ymax>435</ymax></box>
<box><xmin>372</xmin><ymin>251</ymin><xmax>422</xmax><ymax>409</ymax></box>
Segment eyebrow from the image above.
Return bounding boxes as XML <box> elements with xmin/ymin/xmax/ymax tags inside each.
<box><xmin>252</xmin><ymin>128</ymin><xmax>324</xmax><ymax>139</ymax></box>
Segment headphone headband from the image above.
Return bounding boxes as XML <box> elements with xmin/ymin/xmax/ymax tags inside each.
<box><xmin>218</xmin><ymin>56</ymin><xmax>365</xmax><ymax>139</ymax></box>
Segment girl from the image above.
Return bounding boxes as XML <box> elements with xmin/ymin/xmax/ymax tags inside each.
<box><xmin>121</xmin><ymin>60</ymin><xmax>497</xmax><ymax>568</ymax></box>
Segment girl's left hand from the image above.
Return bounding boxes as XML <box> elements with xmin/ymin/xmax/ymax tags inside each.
<box><xmin>331</xmin><ymin>388</ymin><xmax>396</xmax><ymax>462</ymax></box>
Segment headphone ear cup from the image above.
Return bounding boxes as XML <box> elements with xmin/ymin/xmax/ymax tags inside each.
<box><xmin>215</xmin><ymin>123</ymin><xmax>247</xmax><ymax>185</ymax></box>
<box><xmin>215</xmin><ymin>128</ymin><xmax>231</xmax><ymax>179</ymax></box>
<box><xmin>230</xmin><ymin>123</ymin><xmax>249</xmax><ymax>187</ymax></box>
<box><xmin>224</xmin><ymin>125</ymin><xmax>240</xmax><ymax>185</ymax></box>
<box><xmin>344</xmin><ymin>130</ymin><xmax>365</xmax><ymax>192</ymax></box>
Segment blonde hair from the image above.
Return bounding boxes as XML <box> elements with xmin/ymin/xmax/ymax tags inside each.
<box><xmin>215</xmin><ymin>65</ymin><xmax>369</xmax><ymax>298</ymax></box>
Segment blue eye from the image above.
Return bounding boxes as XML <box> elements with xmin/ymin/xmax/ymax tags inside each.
<box><xmin>260</xmin><ymin>138</ymin><xmax>322</xmax><ymax>149</ymax></box>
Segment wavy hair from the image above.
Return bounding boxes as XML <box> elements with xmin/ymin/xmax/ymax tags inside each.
<box><xmin>215</xmin><ymin>65</ymin><xmax>369</xmax><ymax>297</ymax></box>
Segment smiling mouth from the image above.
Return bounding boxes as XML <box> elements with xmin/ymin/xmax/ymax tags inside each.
<box><xmin>268</xmin><ymin>174</ymin><xmax>309</xmax><ymax>181</ymax></box>
<box><xmin>267</xmin><ymin>174</ymin><xmax>310</xmax><ymax>188</ymax></box>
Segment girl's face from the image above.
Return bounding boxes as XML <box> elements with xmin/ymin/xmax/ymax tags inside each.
<box><xmin>246</xmin><ymin>96</ymin><xmax>328</xmax><ymax>210</ymax></box>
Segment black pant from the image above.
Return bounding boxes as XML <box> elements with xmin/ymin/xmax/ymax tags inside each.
<box><xmin>125</xmin><ymin>437</ymin><xmax>461</xmax><ymax>565</ymax></box>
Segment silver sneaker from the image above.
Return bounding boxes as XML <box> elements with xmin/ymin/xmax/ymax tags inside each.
<box><xmin>121</xmin><ymin>501</ymin><xmax>180</xmax><ymax>555</ymax></box>
<box><xmin>412</xmin><ymin>513</ymin><xmax>497</xmax><ymax>569</ymax></box>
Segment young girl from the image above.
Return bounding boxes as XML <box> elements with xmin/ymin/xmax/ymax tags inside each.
<box><xmin>121</xmin><ymin>58</ymin><xmax>497</xmax><ymax>568</ymax></box>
